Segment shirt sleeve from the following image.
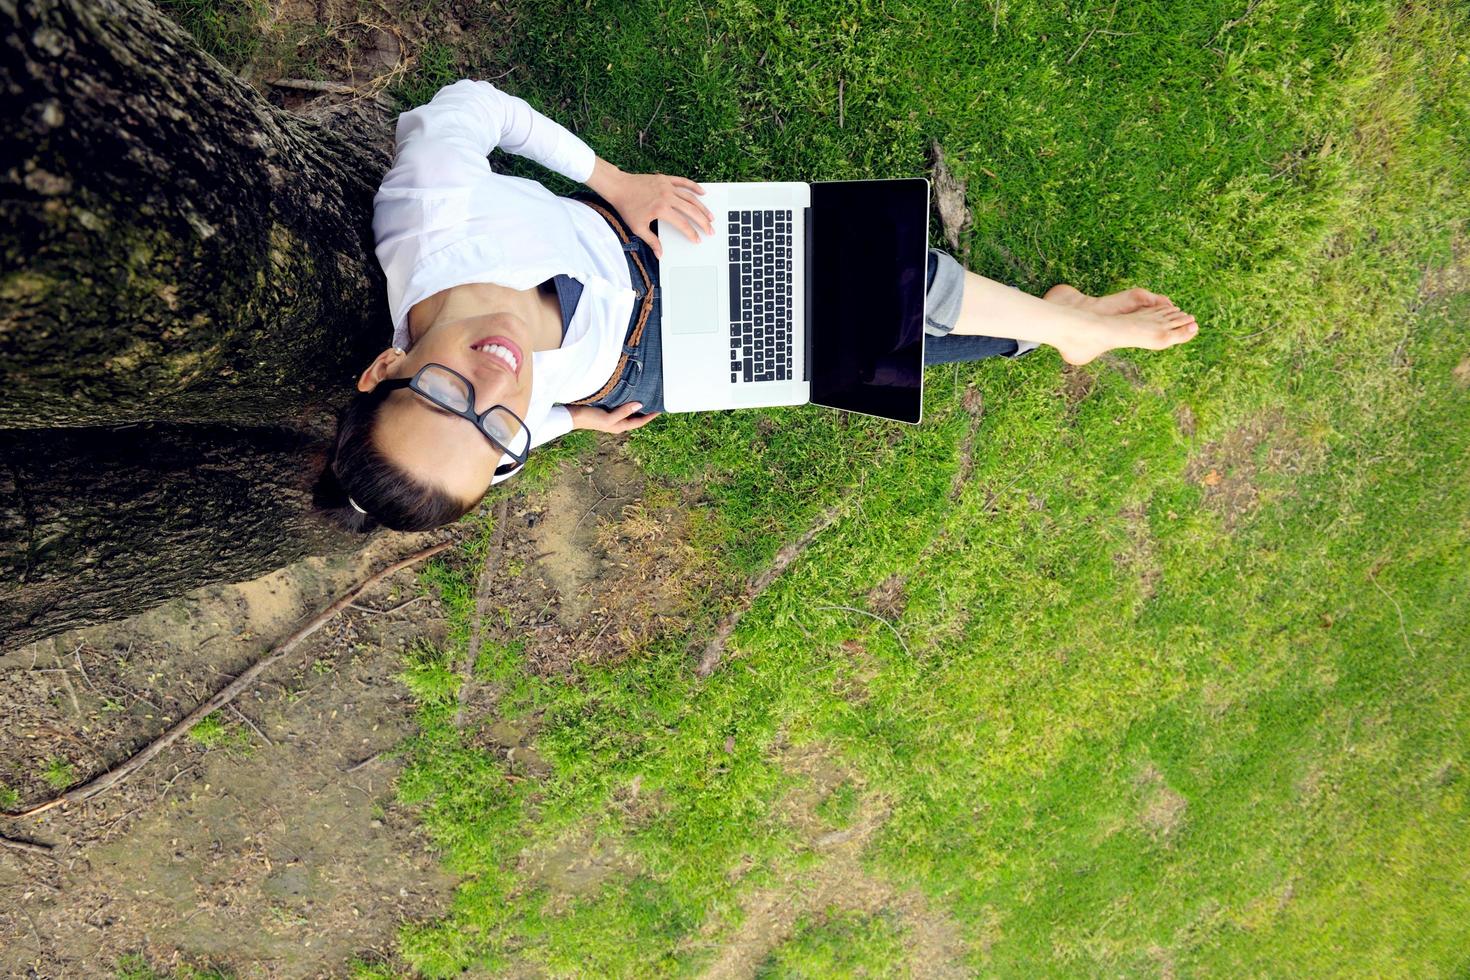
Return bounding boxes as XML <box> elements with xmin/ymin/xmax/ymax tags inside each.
<box><xmin>489</xmin><ymin>405</ymin><xmax>576</xmax><ymax>486</ymax></box>
<box><xmin>390</xmin><ymin>78</ymin><xmax>597</xmax><ymax>187</ymax></box>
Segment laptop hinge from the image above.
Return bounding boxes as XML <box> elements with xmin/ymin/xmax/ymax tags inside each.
<box><xmin>803</xmin><ymin>205</ymin><xmax>813</xmax><ymax>382</ymax></box>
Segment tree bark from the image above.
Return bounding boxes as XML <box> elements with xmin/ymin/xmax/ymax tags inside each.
<box><xmin>1</xmin><ymin>421</ymin><xmax>348</xmax><ymax>645</ymax></box>
<box><xmin>1</xmin><ymin>0</ymin><xmax>400</xmax><ymax>648</ymax></box>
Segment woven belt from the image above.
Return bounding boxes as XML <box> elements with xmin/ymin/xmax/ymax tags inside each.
<box><xmin>566</xmin><ymin>196</ymin><xmax>656</xmax><ymax>406</ymax></box>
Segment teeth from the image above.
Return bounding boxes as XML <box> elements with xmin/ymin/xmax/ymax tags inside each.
<box><xmin>473</xmin><ymin>342</ymin><xmax>517</xmax><ymax>372</ymax></box>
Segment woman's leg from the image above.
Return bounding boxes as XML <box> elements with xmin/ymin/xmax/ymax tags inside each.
<box><xmin>923</xmin><ymin>250</ymin><xmax>1032</xmax><ymax>366</ymax></box>
<box><xmin>924</xmin><ymin>250</ymin><xmax>1200</xmax><ymax>366</ymax></box>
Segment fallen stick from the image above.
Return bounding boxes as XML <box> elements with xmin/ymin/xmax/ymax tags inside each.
<box><xmin>6</xmin><ymin>540</ymin><xmax>453</xmax><ymax>819</ymax></box>
<box><xmin>266</xmin><ymin>77</ymin><xmax>398</xmax><ymax>110</ymax></box>
<box><xmin>0</xmin><ymin>833</ymin><xmax>55</xmax><ymax>858</ymax></box>
<box><xmin>456</xmin><ymin>498</ymin><xmax>510</xmax><ymax>729</ymax></box>
<box><xmin>811</xmin><ymin>604</ymin><xmax>911</xmax><ymax>659</ymax></box>
<box><xmin>342</xmin><ymin>749</ymin><xmax>386</xmax><ymax>774</ymax></box>
<box><xmin>268</xmin><ymin>77</ymin><xmax>358</xmax><ymax>95</ymax></box>
<box><xmin>695</xmin><ymin>499</ymin><xmax>849</xmax><ymax>678</ymax></box>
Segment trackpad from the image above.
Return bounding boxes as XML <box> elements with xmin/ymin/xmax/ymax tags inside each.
<box><xmin>663</xmin><ymin>268</ymin><xmax>720</xmax><ymax>335</ymax></box>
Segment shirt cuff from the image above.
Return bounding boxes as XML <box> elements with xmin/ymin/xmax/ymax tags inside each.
<box><xmin>535</xmin><ymin>405</ymin><xmax>576</xmax><ymax>446</ymax></box>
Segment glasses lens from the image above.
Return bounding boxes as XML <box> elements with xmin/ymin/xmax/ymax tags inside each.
<box><xmin>482</xmin><ymin>406</ymin><xmax>530</xmax><ymax>457</ymax></box>
<box><xmin>417</xmin><ymin>365</ymin><xmax>472</xmax><ymax>413</ymax></box>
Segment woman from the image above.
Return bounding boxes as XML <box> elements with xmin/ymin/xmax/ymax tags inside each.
<box><xmin>313</xmin><ymin>80</ymin><xmax>1198</xmax><ymax>532</ymax></box>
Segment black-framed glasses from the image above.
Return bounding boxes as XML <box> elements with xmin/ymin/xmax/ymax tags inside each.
<box><xmin>379</xmin><ymin>363</ymin><xmax>531</xmax><ymax>477</ymax></box>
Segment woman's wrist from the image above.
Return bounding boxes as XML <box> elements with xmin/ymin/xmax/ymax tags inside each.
<box><xmin>586</xmin><ymin>156</ymin><xmax>624</xmax><ymax>200</ymax></box>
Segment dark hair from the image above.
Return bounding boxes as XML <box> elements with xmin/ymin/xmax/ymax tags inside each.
<box><xmin>311</xmin><ymin>384</ymin><xmax>476</xmax><ymax>533</ymax></box>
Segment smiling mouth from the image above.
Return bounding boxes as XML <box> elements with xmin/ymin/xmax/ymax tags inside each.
<box><xmin>469</xmin><ymin>335</ymin><xmax>522</xmax><ymax>377</ymax></box>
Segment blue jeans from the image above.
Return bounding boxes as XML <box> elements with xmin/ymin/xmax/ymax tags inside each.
<box><xmin>570</xmin><ymin>190</ymin><xmax>1034</xmax><ymax>414</ymax></box>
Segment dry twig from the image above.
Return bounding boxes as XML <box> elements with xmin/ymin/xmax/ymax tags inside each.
<box><xmin>228</xmin><ymin>703</ymin><xmax>273</xmax><ymax>747</ymax></box>
<box><xmin>811</xmin><ymin>604</ymin><xmax>911</xmax><ymax>659</ymax></box>
<box><xmin>342</xmin><ymin>750</ymin><xmax>386</xmax><ymax>774</ymax></box>
<box><xmin>1368</xmin><ymin>566</ymin><xmax>1416</xmax><ymax>657</ymax></box>
<box><xmin>695</xmin><ymin>499</ymin><xmax>851</xmax><ymax>677</ymax></box>
<box><xmin>0</xmin><ymin>834</ymin><xmax>55</xmax><ymax>859</ymax></box>
<box><xmin>348</xmin><ymin>594</ymin><xmax>425</xmax><ymax>615</ymax></box>
<box><xmin>456</xmin><ymin>498</ymin><xmax>511</xmax><ymax>729</ymax></box>
<box><xmin>6</xmin><ymin>540</ymin><xmax>453</xmax><ymax>818</ymax></box>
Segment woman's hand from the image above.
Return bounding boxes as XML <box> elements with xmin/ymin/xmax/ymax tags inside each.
<box><xmin>567</xmin><ymin>402</ymin><xmax>661</xmax><ymax>434</ymax></box>
<box><xmin>599</xmin><ymin>167</ymin><xmax>716</xmax><ymax>261</ymax></box>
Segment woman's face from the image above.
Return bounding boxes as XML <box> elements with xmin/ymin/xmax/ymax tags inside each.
<box><xmin>358</xmin><ymin>312</ymin><xmax>535</xmax><ymax>503</ymax></box>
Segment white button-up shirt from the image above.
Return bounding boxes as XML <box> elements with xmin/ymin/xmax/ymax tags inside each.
<box><xmin>373</xmin><ymin>79</ymin><xmax>638</xmax><ymax>483</ymax></box>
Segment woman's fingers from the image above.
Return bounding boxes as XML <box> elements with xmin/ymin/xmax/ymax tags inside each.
<box><xmin>665</xmin><ymin>203</ymin><xmax>705</xmax><ymax>243</ymax></box>
<box><xmin>673</xmin><ymin>185</ymin><xmax>716</xmax><ymax>228</ymax></box>
<box><xmin>619</xmin><ymin>411</ymin><xmax>660</xmax><ymax>432</ymax></box>
<box><xmin>605</xmin><ymin>402</ymin><xmax>659</xmax><ymax>433</ymax></box>
<box><xmin>676</xmin><ymin>197</ymin><xmax>714</xmax><ymax>234</ymax></box>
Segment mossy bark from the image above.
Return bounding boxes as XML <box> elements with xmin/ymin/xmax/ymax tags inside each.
<box><xmin>1</xmin><ymin>0</ymin><xmax>400</xmax><ymax>648</ymax></box>
<box><xmin>1</xmin><ymin>423</ymin><xmax>349</xmax><ymax>644</ymax></box>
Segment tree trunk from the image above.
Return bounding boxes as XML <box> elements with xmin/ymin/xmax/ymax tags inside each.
<box><xmin>1</xmin><ymin>0</ymin><xmax>399</xmax><ymax>649</ymax></box>
<box><xmin>1</xmin><ymin>421</ymin><xmax>349</xmax><ymax>644</ymax></box>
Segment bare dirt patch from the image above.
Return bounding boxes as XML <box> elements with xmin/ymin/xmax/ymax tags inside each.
<box><xmin>480</xmin><ymin>438</ymin><xmax>725</xmax><ymax>678</ymax></box>
<box><xmin>1418</xmin><ymin>231</ymin><xmax>1470</xmax><ymax>304</ymax></box>
<box><xmin>1183</xmin><ymin>409</ymin><xmax>1321</xmax><ymax>531</ymax></box>
<box><xmin>1134</xmin><ymin>763</ymin><xmax>1187</xmax><ymax>844</ymax></box>
<box><xmin>691</xmin><ymin>740</ymin><xmax>971</xmax><ymax>980</ymax></box>
<box><xmin>515</xmin><ymin>821</ymin><xmax>641</xmax><ymax>914</ymax></box>
<box><xmin>1112</xmin><ymin>502</ymin><xmax>1162</xmax><ymax>601</ymax></box>
<box><xmin>929</xmin><ymin>140</ymin><xmax>974</xmax><ymax>266</ymax></box>
<box><xmin>1453</xmin><ymin>356</ymin><xmax>1470</xmax><ymax>388</ymax></box>
<box><xmin>1060</xmin><ymin>364</ymin><xmax>1096</xmax><ymax>413</ymax></box>
<box><xmin>865</xmin><ymin>575</ymin><xmax>908</xmax><ymax>623</ymax></box>
<box><xmin>1174</xmin><ymin>402</ymin><xmax>1197</xmax><ymax>438</ymax></box>
<box><xmin>1</xmin><ymin>529</ymin><xmax>459</xmax><ymax>976</ymax></box>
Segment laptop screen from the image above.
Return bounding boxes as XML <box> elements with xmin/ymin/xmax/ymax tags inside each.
<box><xmin>808</xmin><ymin>177</ymin><xmax>929</xmax><ymax>424</ymax></box>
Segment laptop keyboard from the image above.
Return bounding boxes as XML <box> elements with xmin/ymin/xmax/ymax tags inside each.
<box><xmin>727</xmin><ymin>209</ymin><xmax>794</xmax><ymax>383</ymax></box>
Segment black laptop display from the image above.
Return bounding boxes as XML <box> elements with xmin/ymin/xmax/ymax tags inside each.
<box><xmin>809</xmin><ymin>177</ymin><xmax>929</xmax><ymax>424</ymax></box>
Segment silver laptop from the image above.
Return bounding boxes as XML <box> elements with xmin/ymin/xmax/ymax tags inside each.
<box><xmin>657</xmin><ymin>178</ymin><xmax>930</xmax><ymax>424</ymax></box>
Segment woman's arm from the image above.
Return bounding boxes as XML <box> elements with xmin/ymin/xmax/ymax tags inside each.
<box><xmin>384</xmin><ymin>82</ymin><xmax>714</xmax><ymax>257</ymax></box>
<box><xmin>387</xmin><ymin>79</ymin><xmax>599</xmax><ymax>186</ymax></box>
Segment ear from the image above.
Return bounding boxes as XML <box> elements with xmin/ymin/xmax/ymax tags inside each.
<box><xmin>358</xmin><ymin>347</ymin><xmax>405</xmax><ymax>392</ymax></box>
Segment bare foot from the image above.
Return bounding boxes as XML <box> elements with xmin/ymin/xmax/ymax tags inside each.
<box><xmin>1044</xmin><ymin>283</ymin><xmax>1173</xmax><ymax>315</ymax></box>
<box><xmin>1041</xmin><ymin>282</ymin><xmax>1198</xmax><ymax>365</ymax></box>
<box><xmin>1052</xmin><ymin>305</ymin><xmax>1200</xmax><ymax>366</ymax></box>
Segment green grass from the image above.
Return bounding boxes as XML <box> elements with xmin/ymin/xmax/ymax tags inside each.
<box><xmin>185</xmin><ymin>712</ymin><xmax>253</xmax><ymax>751</ymax></box>
<box><xmin>390</xmin><ymin>39</ymin><xmax>461</xmax><ymax>109</ymax></box>
<box><xmin>172</xmin><ymin>0</ymin><xmax>1470</xmax><ymax>974</ymax></box>
<box><xmin>156</xmin><ymin>0</ymin><xmax>267</xmax><ymax>70</ymax></box>
<box><xmin>40</xmin><ymin>756</ymin><xmax>76</xmax><ymax>791</ymax></box>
